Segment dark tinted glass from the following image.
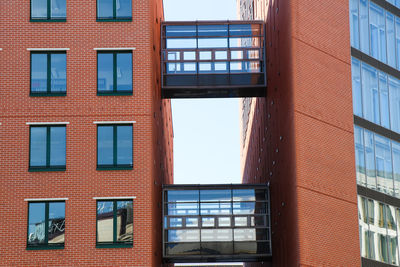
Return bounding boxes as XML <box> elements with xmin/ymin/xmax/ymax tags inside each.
<box><xmin>30</xmin><ymin>127</ymin><xmax>47</xmax><ymax>167</ymax></box>
<box><xmin>168</xmin><ymin>190</ymin><xmax>199</xmax><ymax>202</ymax></box>
<box><xmin>166</xmin><ymin>243</ymin><xmax>201</xmax><ymax>256</ymax></box>
<box><xmin>117</xmin><ymin>126</ymin><xmax>132</xmax><ymax>164</ymax></box>
<box><xmin>200</xmin><ymin>189</ymin><xmax>231</xmax><ymax>202</ymax></box>
<box><xmin>31</xmin><ymin>0</ymin><xmax>47</xmax><ymax>18</ymax></box>
<box><xmin>97</xmin><ymin>201</ymin><xmax>114</xmax><ymax>242</ymax></box>
<box><xmin>198</xmin><ymin>25</ymin><xmax>228</xmax><ymax>37</ymax></box>
<box><xmin>116</xmin><ymin>0</ymin><xmax>132</xmax><ymax>18</ymax></box>
<box><xmin>31</xmin><ymin>54</ymin><xmax>47</xmax><ymax>92</ymax></box>
<box><xmin>116</xmin><ymin>53</ymin><xmax>132</xmax><ymax>91</ymax></box>
<box><xmin>98</xmin><ymin>126</ymin><xmax>114</xmax><ymax>165</ymax></box>
<box><xmin>167</xmin><ymin>203</ymin><xmax>199</xmax><ymax>215</ymax></box>
<box><xmin>98</xmin><ymin>53</ymin><xmax>113</xmax><ymax>91</ymax></box>
<box><xmin>50</xmin><ymin>0</ymin><xmax>66</xmax><ymax>18</ymax></box>
<box><xmin>28</xmin><ymin>203</ymin><xmax>46</xmax><ymax>245</ymax></box>
<box><xmin>50</xmin><ymin>127</ymin><xmax>66</xmax><ymax>166</ymax></box>
<box><xmin>165</xmin><ymin>25</ymin><xmax>196</xmax><ymax>37</ymax></box>
<box><xmin>229</xmin><ymin>24</ymin><xmax>257</xmax><ymax>36</ymax></box>
<box><xmin>117</xmin><ymin>201</ymin><xmax>133</xmax><ymax>242</ymax></box>
<box><xmin>50</xmin><ymin>54</ymin><xmax>66</xmax><ymax>92</ymax></box>
<box><xmin>97</xmin><ymin>0</ymin><xmax>113</xmax><ymax>18</ymax></box>
<box><xmin>201</xmin><ymin>242</ymin><xmax>233</xmax><ymax>255</ymax></box>
<box><xmin>48</xmin><ymin>202</ymin><xmax>65</xmax><ymax>244</ymax></box>
<box><xmin>234</xmin><ymin>241</ymin><xmax>270</xmax><ymax>254</ymax></box>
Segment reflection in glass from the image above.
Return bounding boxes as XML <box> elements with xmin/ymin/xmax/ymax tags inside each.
<box><xmin>98</xmin><ymin>53</ymin><xmax>113</xmax><ymax>91</ymax></box>
<box><xmin>362</xmin><ymin>62</ymin><xmax>379</xmax><ymax>125</ymax></box>
<box><xmin>168</xmin><ymin>230</ymin><xmax>200</xmax><ymax>242</ymax></box>
<box><xmin>218</xmin><ymin>217</ymin><xmax>231</xmax><ymax>227</ymax></box>
<box><xmin>200</xmin><ymin>190</ymin><xmax>231</xmax><ymax>202</ymax></box>
<box><xmin>167</xmin><ymin>243</ymin><xmax>200</xmax><ymax>255</ymax></box>
<box><xmin>365</xmin><ymin>130</ymin><xmax>376</xmax><ymax>190</ymax></box>
<box><xmin>170</xmin><ymin>218</ymin><xmax>183</xmax><ymax>228</ymax></box>
<box><xmin>358</xmin><ymin>196</ymin><xmax>369</xmax><ymax>257</ymax></box>
<box><xmin>387</xmin><ymin>13</ymin><xmax>396</xmax><ymax>68</ymax></box>
<box><xmin>375</xmin><ymin>135</ymin><xmax>393</xmax><ymax>195</ymax></box>
<box><xmin>369</xmin><ymin>3</ymin><xmax>386</xmax><ymax>63</ymax></box>
<box><xmin>199</xmin><ymin>51</ymin><xmax>211</xmax><ymax>60</ymax></box>
<box><xmin>116</xmin><ymin>201</ymin><xmax>133</xmax><ymax>242</ymax></box>
<box><xmin>234</xmin><ymin>229</ymin><xmax>255</xmax><ymax>241</ymax></box>
<box><xmin>50</xmin><ymin>127</ymin><xmax>66</xmax><ymax>167</ymax></box>
<box><xmin>50</xmin><ymin>0</ymin><xmax>66</xmax><ymax>18</ymax></box>
<box><xmin>352</xmin><ymin>58</ymin><xmax>362</xmax><ymax>117</ymax></box>
<box><xmin>198</xmin><ymin>25</ymin><xmax>228</xmax><ymax>37</ymax></box>
<box><xmin>201</xmin><ymin>229</ymin><xmax>232</xmax><ymax>241</ymax></box>
<box><xmin>116</xmin><ymin>125</ymin><xmax>132</xmax><ymax>165</ymax></box>
<box><xmin>30</xmin><ymin>127</ymin><xmax>47</xmax><ymax>167</ymax></box>
<box><xmin>97</xmin><ymin>0</ymin><xmax>113</xmax><ymax>18</ymax></box>
<box><xmin>186</xmin><ymin>217</ymin><xmax>198</xmax><ymax>227</ymax></box>
<box><xmin>202</xmin><ymin>217</ymin><xmax>215</xmax><ymax>227</ymax></box>
<box><xmin>215</xmin><ymin>51</ymin><xmax>227</xmax><ymax>60</ymax></box>
<box><xmin>116</xmin><ymin>0</ymin><xmax>132</xmax><ymax>18</ymax></box>
<box><xmin>116</xmin><ymin>53</ymin><xmax>132</xmax><ymax>91</ymax></box>
<box><xmin>201</xmin><ymin>242</ymin><xmax>233</xmax><ymax>255</ymax></box>
<box><xmin>50</xmin><ymin>54</ymin><xmax>66</xmax><ymax>92</ymax></box>
<box><xmin>168</xmin><ymin>190</ymin><xmax>199</xmax><ymax>202</ymax></box>
<box><xmin>389</xmin><ymin>76</ymin><xmax>400</xmax><ymax>133</ymax></box>
<box><xmin>165</xmin><ymin>25</ymin><xmax>196</xmax><ymax>37</ymax></box>
<box><xmin>198</xmin><ymin>38</ymin><xmax>227</xmax><ymax>48</ymax></box>
<box><xmin>350</xmin><ymin>0</ymin><xmax>360</xmax><ymax>49</ymax></box>
<box><xmin>31</xmin><ymin>0</ymin><xmax>47</xmax><ymax>18</ymax></box>
<box><xmin>28</xmin><ymin>203</ymin><xmax>46</xmax><ymax>245</ymax></box>
<box><xmin>393</xmin><ymin>142</ymin><xmax>400</xmax><ymax>198</ymax></box>
<box><xmin>48</xmin><ymin>202</ymin><xmax>65</xmax><ymax>244</ymax></box>
<box><xmin>98</xmin><ymin>126</ymin><xmax>114</xmax><ymax>165</ymax></box>
<box><xmin>168</xmin><ymin>203</ymin><xmax>199</xmax><ymax>215</ymax></box>
<box><xmin>31</xmin><ymin>54</ymin><xmax>47</xmax><ymax>92</ymax></box>
<box><xmin>167</xmin><ymin>39</ymin><xmax>197</xmax><ymax>49</ymax></box>
<box><xmin>201</xmin><ymin>202</ymin><xmax>231</xmax><ymax>215</ymax></box>
<box><xmin>360</xmin><ymin>0</ymin><xmax>369</xmax><ymax>54</ymax></box>
<box><xmin>183</xmin><ymin>51</ymin><xmax>196</xmax><ymax>60</ymax></box>
<box><xmin>379</xmin><ymin>72</ymin><xmax>390</xmax><ymax>129</ymax></box>
<box><xmin>233</xmin><ymin>189</ymin><xmax>255</xmax><ymax>201</ymax></box>
<box><xmin>97</xmin><ymin>201</ymin><xmax>114</xmax><ymax>242</ymax></box>
<box><xmin>354</xmin><ymin>126</ymin><xmax>366</xmax><ymax>186</ymax></box>
<box><xmin>235</xmin><ymin>216</ymin><xmax>248</xmax><ymax>227</ymax></box>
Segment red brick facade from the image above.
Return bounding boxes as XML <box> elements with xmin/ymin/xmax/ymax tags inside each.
<box><xmin>240</xmin><ymin>0</ymin><xmax>361</xmax><ymax>266</ymax></box>
<box><xmin>0</xmin><ymin>0</ymin><xmax>172</xmax><ymax>266</ymax></box>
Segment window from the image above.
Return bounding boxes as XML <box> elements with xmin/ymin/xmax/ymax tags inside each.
<box><xmin>97</xmin><ymin>0</ymin><xmax>132</xmax><ymax>21</ymax></box>
<box><xmin>97</xmin><ymin>125</ymin><xmax>132</xmax><ymax>169</ymax></box>
<box><xmin>97</xmin><ymin>51</ymin><xmax>132</xmax><ymax>95</ymax></box>
<box><xmin>31</xmin><ymin>52</ymin><xmax>66</xmax><ymax>96</ymax></box>
<box><xmin>31</xmin><ymin>0</ymin><xmax>66</xmax><ymax>21</ymax></box>
<box><xmin>30</xmin><ymin>125</ymin><xmax>66</xmax><ymax>171</ymax></box>
<box><xmin>27</xmin><ymin>201</ymin><xmax>65</xmax><ymax>249</ymax></box>
<box><xmin>96</xmin><ymin>199</ymin><xmax>133</xmax><ymax>247</ymax></box>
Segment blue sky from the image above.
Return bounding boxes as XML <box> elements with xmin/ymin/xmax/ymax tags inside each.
<box><xmin>163</xmin><ymin>0</ymin><xmax>241</xmax><ymax>184</ymax></box>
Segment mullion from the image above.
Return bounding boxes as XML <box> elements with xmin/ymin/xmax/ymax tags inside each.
<box><xmin>44</xmin><ymin>202</ymin><xmax>49</xmax><ymax>244</ymax></box>
<box><xmin>47</xmin><ymin>53</ymin><xmax>51</xmax><ymax>93</ymax></box>
<box><xmin>113</xmin><ymin>126</ymin><xmax>118</xmax><ymax>166</ymax></box>
<box><xmin>113</xmin><ymin>201</ymin><xmax>118</xmax><ymax>242</ymax></box>
<box><xmin>113</xmin><ymin>53</ymin><xmax>117</xmax><ymax>92</ymax></box>
<box><xmin>46</xmin><ymin>127</ymin><xmax>51</xmax><ymax>168</ymax></box>
<box><xmin>113</xmin><ymin>0</ymin><xmax>117</xmax><ymax>19</ymax></box>
<box><xmin>47</xmin><ymin>0</ymin><xmax>51</xmax><ymax>19</ymax></box>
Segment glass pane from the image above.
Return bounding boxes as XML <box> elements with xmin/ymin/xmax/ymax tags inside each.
<box><xmin>201</xmin><ymin>229</ymin><xmax>232</xmax><ymax>241</ymax></box>
<box><xmin>375</xmin><ymin>135</ymin><xmax>393</xmax><ymax>195</ymax></box>
<box><xmin>97</xmin><ymin>201</ymin><xmax>114</xmax><ymax>242</ymax></box>
<box><xmin>352</xmin><ymin>58</ymin><xmax>362</xmax><ymax>117</ymax></box>
<box><xmin>50</xmin><ymin>0</ymin><xmax>66</xmax><ymax>18</ymax></box>
<box><xmin>98</xmin><ymin>53</ymin><xmax>114</xmax><ymax>91</ymax></box>
<box><xmin>233</xmin><ymin>189</ymin><xmax>255</xmax><ymax>201</ymax></box>
<box><xmin>167</xmin><ymin>51</ymin><xmax>180</xmax><ymax>60</ymax></box>
<box><xmin>199</xmin><ymin>51</ymin><xmax>211</xmax><ymax>60</ymax></box>
<box><xmin>229</xmin><ymin>37</ymin><xmax>260</xmax><ymax>48</ymax></box>
<box><xmin>202</xmin><ymin>217</ymin><xmax>215</xmax><ymax>227</ymax></box>
<box><xmin>116</xmin><ymin>125</ymin><xmax>132</xmax><ymax>165</ymax></box>
<box><xmin>235</xmin><ymin>216</ymin><xmax>248</xmax><ymax>227</ymax></box>
<box><xmin>350</xmin><ymin>0</ymin><xmax>359</xmax><ymax>49</ymax></box>
<box><xmin>169</xmin><ymin>217</ymin><xmax>183</xmax><ymax>228</ymax></box>
<box><xmin>30</xmin><ymin>127</ymin><xmax>47</xmax><ymax>167</ymax></box>
<box><xmin>218</xmin><ymin>217</ymin><xmax>231</xmax><ymax>227</ymax></box>
<box><xmin>116</xmin><ymin>0</ymin><xmax>132</xmax><ymax>18</ymax></box>
<box><xmin>358</xmin><ymin>196</ymin><xmax>369</xmax><ymax>257</ymax></box>
<box><xmin>393</xmin><ymin>142</ymin><xmax>400</xmax><ymax>198</ymax></box>
<box><xmin>231</xmin><ymin>50</ymin><xmax>243</xmax><ymax>60</ymax></box>
<box><xmin>98</xmin><ymin>126</ymin><xmax>114</xmax><ymax>165</ymax></box>
<box><xmin>199</xmin><ymin>63</ymin><xmax>212</xmax><ymax>73</ymax></box>
<box><xmin>247</xmin><ymin>50</ymin><xmax>260</xmax><ymax>59</ymax></box>
<box><xmin>48</xmin><ymin>202</ymin><xmax>65</xmax><ymax>244</ymax></box>
<box><xmin>97</xmin><ymin>0</ymin><xmax>113</xmax><ymax>18</ymax></box>
<box><xmin>396</xmin><ymin>18</ymin><xmax>400</xmax><ymax>70</ymax></box>
<box><xmin>50</xmin><ymin>127</ymin><xmax>66</xmax><ymax>167</ymax></box>
<box><xmin>215</xmin><ymin>51</ymin><xmax>227</xmax><ymax>60</ymax></box>
<box><xmin>229</xmin><ymin>24</ymin><xmax>256</xmax><ymax>36</ymax></box>
<box><xmin>167</xmin><ymin>38</ymin><xmax>197</xmax><ymax>49</ymax></box>
<box><xmin>198</xmin><ymin>25</ymin><xmax>228</xmax><ymax>37</ymax></box>
<box><xmin>165</xmin><ymin>25</ymin><xmax>196</xmax><ymax>37</ymax></box>
<box><xmin>362</xmin><ymin>62</ymin><xmax>380</xmax><ymax>124</ymax></box>
<box><xmin>168</xmin><ymin>230</ymin><xmax>200</xmax><ymax>242</ymax></box>
<box><xmin>186</xmin><ymin>217</ymin><xmax>198</xmax><ymax>227</ymax></box>
<box><xmin>359</xmin><ymin>0</ymin><xmax>369</xmax><ymax>54</ymax></box>
<box><xmin>116</xmin><ymin>201</ymin><xmax>133</xmax><ymax>242</ymax></box>
<box><xmin>50</xmin><ymin>54</ymin><xmax>66</xmax><ymax>92</ymax></box>
<box><xmin>31</xmin><ymin>54</ymin><xmax>47</xmax><ymax>92</ymax></box>
<box><xmin>369</xmin><ymin>3</ymin><xmax>386</xmax><ymax>63</ymax></box>
<box><xmin>198</xmin><ymin>38</ymin><xmax>228</xmax><ymax>48</ymax></box>
<box><xmin>28</xmin><ymin>203</ymin><xmax>46</xmax><ymax>245</ymax></box>
<box><xmin>234</xmin><ymin>228</ymin><xmax>256</xmax><ymax>241</ymax></box>
<box><xmin>389</xmin><ymin>76</ymin><xmax>400</xmax><ymax>133</ymax></box>
<box><xmin>167</xmin><ymin>190</ymin><xmax>199</xmax><ymax>202</ymax></box>
<box><xmin>234</xmin><ymin>241</ymin><xmax>269</xmax><ymax>254</ymax></box>
<box><xmin>365</xmin><ymin>130</ymin><xmax>376</xmax><ymax>189</ymax></box>
<box><xmin>233</xmin><ymin>202</ymin><xmax>257</xmax><ymax>214</ymax></box>
<box><xmin>387</xmin><ymin>13</ymin><xmax>396</xmax><ymax>68</ymax></box>
<box><xmin>167</xmin><ymin>203</ymin><xmax>199</xmax><ymax>215</ymax></box>
<box><xmin>379</xmin><ymin>72</ymin><xmax>390</xmax><ymax>129</ymax></box>
<box><xmin>116</xmin><ymin>53</ymin><xmax>132</xmax><ymax>91</ymax></box>
<box><xmin>201</xmin><ymin>242</ymin><xmax>233</xmax><ymax>255</ymax></box>
<box><xmin>200</xmin><ymin>190</ymin><xmax>231</xmax><ymax>202</ymax></box>
<box><xmin>183</xmin><ymin>51</ymin><xmax>196</xmax><ymax>60</ymax></box>
<box><xmin>31</xmin><ymin>0</ymin><xmax>47</xmax><ymax>18</ymax></box>
<box><xmin>200</xmin><ymin>202</ymin><xmax>232</xmax><ymax>215</ymax></box>
<box><xmin>354</xmin><ymin>126</ymin><xmax>366</xmax><ymax>186</ymax></box>
<box><xmin>166</xmin><ymin>243</ymin><xmax>200</xmax><ymax>256</ymax></box>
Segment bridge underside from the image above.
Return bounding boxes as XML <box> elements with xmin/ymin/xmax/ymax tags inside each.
<box><xmin>161</xmin><ymin>21</ymin><xmax>266</xmax><ymax>99</ymax></box>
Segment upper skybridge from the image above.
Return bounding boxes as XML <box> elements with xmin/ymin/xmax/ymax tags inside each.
<box><xmin>161</xmin><ymin>21</ymin><xmax>266</xmax><ymax>98</ymax></box>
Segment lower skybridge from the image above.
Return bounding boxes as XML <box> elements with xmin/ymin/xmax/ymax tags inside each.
<box><xmin>162</xmin><ymin>184</ymin><xmax>271</xmax><ymax>263</ymax></box>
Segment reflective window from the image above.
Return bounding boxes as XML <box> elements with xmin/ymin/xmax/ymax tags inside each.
<box><xmin>97</xmin><ymin>125</ymin><xmax>133</xmax><ymax>169</ymax></box>
<box><xmin>350</xmin><ymin>0</ymin><xmax>360</xmax><ymax>49</ymax></box>
<box><xmin>30</xmin><ymin>126</ymin><xmax>66</xmax><ymax>170</ymax></box>
<box><xmin>97</xmin><ymin>52</ymin><xmax>132</xmax><ymax>94</ymax></box>
<box><xmin>31</xmin><ymin>52</ymin><xmax>66</xmax><ymax>95</ymax></box>
<box><xmin>369</xmin><ymin>3</ymin><xmax>386</xmax><ymax>63</ymax></box>
<box><xmin>96</xmin><ymin>200</ymin><xmax>133</xmax><ymax>245</ymax></box>
<box><xmin>97</xmin><ymin>0</ymin><xmax>132</xmax><ymax>20</ymax></box>
<box><xmin>31</xmin><ymin>0</ymin><xmax>66</xmax><ymax>20</ymax></box>
<box><xmin>28</xmin><ymin>201</ymin><xmax>65</xmax><ymax>248</ymax></box>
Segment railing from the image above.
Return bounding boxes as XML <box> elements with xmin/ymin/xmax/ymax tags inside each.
<box><xmin>161</xmin><ymin>21</ymin><xmax>266</xmax><ymax>98</ymax></box>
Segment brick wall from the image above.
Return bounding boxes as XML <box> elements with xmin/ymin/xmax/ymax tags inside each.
<box><xmin>0</xmin><ymin>0</ymin><xmax>172</xmax><ymax>265</ymax></box>
<box><xmin>240</xmin><ymin>0</ymin><xmax>360</xmax><ymax>266</ymax></box>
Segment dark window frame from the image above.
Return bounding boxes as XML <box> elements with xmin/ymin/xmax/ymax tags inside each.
<box><xmin>30</xmin><ymin>51</ymin><xmax>67</xmax><ymax>96</ymax></box>
<box><xmin>30</xmin><ymin>0</ymin><xmax>67</xmax><ymax>22</ymax></box>
<box><xmin>96</xmin><ymin>0</ymin><xmax>132</xmax><ymax>21</ymax></box>
<box><xmin>97</xmin><ymin>51</ymin><xmax>133</xmax><ymax>95</ymax></box>
<box><xmin>27</xmin><ymin>201</ymin><xmax>65</xmax><ymax>250</ymax></box>
<box><xmin>96</xmin><ymin>199</ymin><xmax>134</xmax><ymax>248</ymax></box>
<box><xmin>29</xmin><ymin>125</ymin><xmax>67</xmax><ymax>172</ymax></box>
<box><xmin>96</xmin><ymin>124</ymin><xmax>133</xmax><ymax>170</ymax></box>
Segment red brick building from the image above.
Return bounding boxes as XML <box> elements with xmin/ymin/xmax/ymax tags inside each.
<box><xmin>0</xmin><ymin>0</ymin><xmax>173</xmax><ymax>265</ymax></box>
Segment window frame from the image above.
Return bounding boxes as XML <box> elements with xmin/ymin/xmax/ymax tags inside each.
<box><xmin>30</xmin><ymin>51</ymin><xmax>67</xmax><ymax>96</ymax></box>
<box><xmin>96</xmin><ymin>124</ymin><xmax>133</xmax><ymax>170</ymax></box>
<box><xmin>26</xmin><ymin>200</ymin><xmax>65</xmax><ymax>250</ymax></box>
<box><xmin>97</xmin><ymin>51</ymin><xmax>133</xmax><ymax>95</ymax></box>
<box><xmin>96</xmin><ymin>0</ymin><xmax>132</xmax><ymax>22</ymax></box>
<box><xmin>29</xmin><ymin>125</ymin><xmax>67</xmax><ymax>172</ymax></box>
<box><xmin>30</xmin><ymin>0</ymin><xmax>67</xmax><ymax>22</ymax></box>
<box><xmin>96</xmin><ymin>199</ymin><xmax>134</xmax><ymax>248</ymax></box>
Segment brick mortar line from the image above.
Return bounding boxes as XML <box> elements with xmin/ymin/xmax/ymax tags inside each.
<box><xmin>0</xmin><ymin>113</ymin><xmax>153</xmax><ymax>119</ymax></box>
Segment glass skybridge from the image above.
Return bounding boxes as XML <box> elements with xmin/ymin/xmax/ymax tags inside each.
<box><xmin>162</xmin><ymin>184</ymin><xmax>271</xmax><ymax>263</ymax></box>
<box><xmin>161</xmin><ymin>21</ymin><xmax>266</xmax><ymax>98</ymax></box>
